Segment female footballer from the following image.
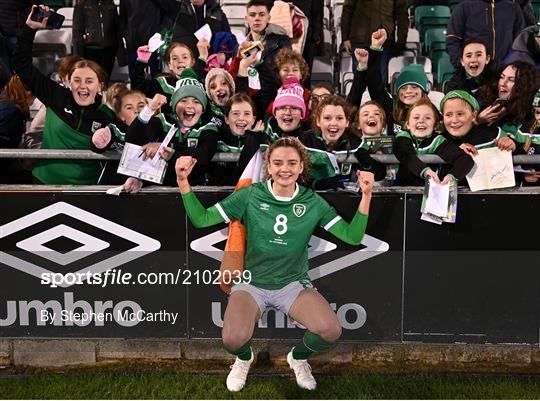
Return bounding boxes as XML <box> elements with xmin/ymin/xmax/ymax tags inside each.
<box><xmin>176</xmin><ymin>137</ymin><xmax>374</xmax><ymax>391</ymax></box>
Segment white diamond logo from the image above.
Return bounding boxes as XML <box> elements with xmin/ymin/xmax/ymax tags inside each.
<box><xmin>189</xmin><ymin>229</ymin><xmax>389</xmax><ymax>280</ymax></box>
<box><xmin>17</xmin><ymin>224</ymin><xmax>110</xmax><ymax>266</ymax></box>
<box><xmin>0</xmin><ymin>202</ymin><xmax>161</xmax><ymax>288</ymax></box>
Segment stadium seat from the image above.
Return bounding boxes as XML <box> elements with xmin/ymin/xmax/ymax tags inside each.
<box><xmin>32</xmin><ymin>29</ymin><xmax>72</xmax><ymax>77</ymax></box>
<box><xmin>424</xmin><ymin>28</ymin><xmax>447</xmax><ymax>54</ymax></box>
<box><xmin>322</xmin><ymin>28</ymin><xmax>333</xmax><ymax>57</ymax></box>
<box><xmin>388</xmin><ymin>56</ymin><xmax>432</xmax><ymax>85</ymax></box>
<box><xmin>110</xmin><ymin>61</ymin><xmax>129</xmax><ymax>83</ymax></box>
<box><xmin>44</xmin><ymin>0</ymin><xmax>67</xmax><ymax>7</ymax></box>
<box><xmin>533</xmin><ymin>2</ymin><xmax>540</xmax><ymax>20</ymax></box>
<box><xmin>33</xmin><ymin>29</ymin><xmax>72</xmax><ymax>55</ymax></box>
<box><xmin>414</xmin><ymin>6</ymin><xmax>451</xmax><ymax>38</ymax></box>
<box><xmin>405</xmin><ymin>28</ymin><xmax>421</xmax><ymax>57</ymax></box>
<box><xmin>428</xmin><ymin>90</ymin><xmax>444</xmax><ymax>111</ymax></box>
<box><xmin>57</xmin><ymin>8</ymin><xmax>74</xmax><ymax>28</ymax></box>
<box><xmin>222</xmin><ymin>4</ymin><xmax>246</xmax><ymax>28</ymax></box>
<box><xmin>435</xmin><ymin>54</ymin><xmax>455</xmax><ymax>86</ymax></box>
<box><xmin>340</xmin><ymin>53</ymin><xmax>354</xmax><ymax>95</ymax></box>
<box><xmin>333</xmin><ymin>3</ymin><xmax>343</xmax><ymax>33</ymax></box>
<box><xmin>311</xmin><ymin>56</ymin><xmax>334</xmax><ymax>88</ymax></box>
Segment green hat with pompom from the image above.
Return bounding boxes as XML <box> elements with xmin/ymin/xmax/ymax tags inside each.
<box><xmin>170</xmin><ymin>68</ymin><xmax>208</xmax><ymax>111</ymax></box>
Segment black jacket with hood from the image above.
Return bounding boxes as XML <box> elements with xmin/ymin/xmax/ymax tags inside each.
<box><xmin>73</xmin><ymin>0</ymin><xmax>122</xmax><ymax>55</ymax></box>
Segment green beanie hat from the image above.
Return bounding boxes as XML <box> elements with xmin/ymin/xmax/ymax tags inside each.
<box><xmin>532</xmin><ymin>89</ymin><xmax>540</xmax><ymax>108</ymax></box>
<box><xmin>395</xmin><ymin>64</ymin><xmax>430</xmax><ymax>94</ymax></box>
<box><xmin>440</xmin><ymin>90</ymin><xmax>480</xmax><ymax>113</ymax></box>
<box><xmin>170</xmin><ymin>68</ymin><xmax>208</xmax><ymax>112</ymax></box>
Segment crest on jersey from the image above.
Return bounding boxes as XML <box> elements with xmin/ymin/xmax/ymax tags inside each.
<box><xmin>293</xmin><ymin>204</ymin><xmax>306</xmax><ymax>217</ymax></box>
<box><xmin>91</xmin><ymin>121</ymin><xmax>102</xmax><ymax>133</ymax></box>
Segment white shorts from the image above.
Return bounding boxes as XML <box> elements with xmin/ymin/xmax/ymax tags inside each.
<box><xmin>231</xmin><ymin>280</ymin><xmax>315</xmax><ymax>315</ymax></box>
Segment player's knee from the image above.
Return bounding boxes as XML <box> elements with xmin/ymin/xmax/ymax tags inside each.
<box><xmin>315</xmin><ymin>319</ymin><xmax>342</xmax><ymax>343</ymax></box>
<box><xmin>222</xmin><ymin>326</ymin><xmax>252</xmax><ymax>351</ymax></box>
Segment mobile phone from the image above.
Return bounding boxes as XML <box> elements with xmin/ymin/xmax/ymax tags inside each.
<box><xmin>240</xmin><ymin>42</ymin><xmax>264</xmax><ymax>58</ymax></box>
<box><xmin>494</xmin><ymin>98</ymin><xmax>508</xmax><ymax>107</ymax></box>
<box><xmin>31</xmin><ymin>8</ymin><xmax>65</xmax><ymax>30</ymax></box>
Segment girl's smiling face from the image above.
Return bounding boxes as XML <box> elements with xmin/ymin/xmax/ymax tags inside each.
<box><xmin>357</xmin><ymin>103</ymin><xmax>384</xmax><ymax>137</ymax></box>
<box><xmin>70</xmin><ymin>67</ymin><xmax>102</xmax><ymax>106</ymax></box>
<box><xmin>443</xmin><ymin>98</ymin><xmax>476</xmax><ymax>138</ymax></box>
<box><xmin>461</xmin><ymin>42</ymin><xmax>490</xmax><ymax>77</ymax></box>
<box><xmin>208</xmin><ymin>75</ymin><xmax>232</xmax><ymax>106</ymax></box>
<box><xmin>225</xmin><ymin>101</ymin><xmax>256</xmax><ymax>135</ymax></box>
<box><xmin>317</xmin><ymin>104</ymin><xmax>349</xmax><ymax>144</ymax></box>
<box><xmin>168</xmin><ymin>45</ymin><xmax>195</xmax><ymax>77</ymax></box>
<box><xmin>175</xmin><ymin>97</ymin><xmax>203</xmax><ymax>127</ymax></box>
<box><xmin>406</xmin><ymin>104</ymin><xmax>437</xmax><ymax>138</ymax></box>
<box><xmin>275</xmin><ymin>106</ymin><xmax>302</xmax><ymax>132</ymax></box>
<box><xmin>398</xmin><ymin>84</ymin><xmax>423</xmax><ymax>105</ymax></box>
<box><xmin>498</xmin><ymin>65</ymin><xmax>516</xmax><ymax>100</ymax></box>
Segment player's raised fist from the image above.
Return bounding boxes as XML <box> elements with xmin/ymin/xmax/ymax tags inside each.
<box><xmin>175</xmin><ymin>156</ymin><xmax>197</xmax><ymax>181</ymax></box>
<box><xmin>357</xmin><ymin>170</ymin><xmax>374</xmax><ymax>196</ymax></box>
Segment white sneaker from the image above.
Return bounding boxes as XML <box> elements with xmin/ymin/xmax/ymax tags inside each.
<box><xmin>226</xmin><ymin>350</ymin><xmax>254</xmax><ymax>392</ymax></box>
<box><xmin>287</xmin><ymin>349</ymin><xmax>317</xmax><ymax>390</ymax></box>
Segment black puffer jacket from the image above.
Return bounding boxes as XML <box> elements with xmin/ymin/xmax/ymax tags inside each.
<box><xmin>0</xmin><ymin>0</ymin><xmax>35</xmax><ymax>37</ymax></box>
<box><xmin>73</xmin><ymin>0</ymin><xmax>121</xmax><ymax>54</ymax></box>
<box><xmin>446</xmin><ymin>0</ymin><xmax>525</xmax><ymax>68</ymax></box>
<box><xmin>150</xmin><ymin>0</ymin><xmax>230</xmax><ymax>57</ymax></box>
<box><xmin>119</xmin><ymin>0</ymin><xmax>161</xmax><ymax>51</ymax></box>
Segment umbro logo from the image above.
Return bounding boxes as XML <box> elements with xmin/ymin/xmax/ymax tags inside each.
<box><xmin>0</xmin><ymin>202</ymin><xmax>161</xmax><ymax>288</ymax></box>
<box><xmin>190</xmin><ymin>229</ymin><xmax>389</xmax><ymax>281</ymax></box>
<box><xmin>259</xmin><ymin>203</ymin><xmax>270</xmax><ymax>211</ymax></box>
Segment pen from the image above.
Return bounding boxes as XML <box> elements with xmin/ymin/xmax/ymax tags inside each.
<box><xmin>138</xmin><ymin>142</ymin><xmax>154</xmax><ymax>158</ymax></box>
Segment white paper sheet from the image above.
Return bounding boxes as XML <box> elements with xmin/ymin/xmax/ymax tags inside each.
<box><xmin>466</xmin><ymin>147</ymin><xmax>515</xmax><ymax>191</ymax></box>
<box><xmin>148</xmin><ymin>33</ymin><xmax>165</xmax><ymax>52</ymax></box>
<box><xmin>117</xmin><ymin>143</ymin><xmax>168</xmax><ymax>184</ymax></box>
<box><xmin>424</xmin><ymin>179</ymin><xmax>450</xmax><ymax>217</ymax></box>
<box><xmin>194</xmin><ymin>24</ymin><xmax>212</xmax><ymax>42</ymax></box>
<box><xmin>151</xmin><ymin>125</ymin><xmax>177</xmax><ymax>166</ymax></box>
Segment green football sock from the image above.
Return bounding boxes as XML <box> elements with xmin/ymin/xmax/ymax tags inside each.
<box><xmin>225</xmin><ymin>340</ymin><xmax>252</xmax><ymax>361</ymax></box>
<box><xmin>292</xmin><ymin>331</ymin><xmax>333</xmax><ymax>360</ymax></box>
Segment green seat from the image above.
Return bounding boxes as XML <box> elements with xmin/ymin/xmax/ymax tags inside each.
<box><xmin>43</xmin><ymin>1</ymin><xmax>66</xmax><ymax>7</ymax></box>
<box><xmin>414</xmin><ymin>5</ymin><xmax>451</xmax><ymax>38</ymax></box>
<box><xmin>434</xmin><ymin>52</ymin><xmax>455</xmax><ymax>86</ymax></box>
<box><xmin>424</xmin><ymin>28</ymin><xmax>447</xmax><ymax>54</ymax></box>
<box><xmin>533</xmin><ymin>3</ymin><xmax>540</xmax><ymax>20</ymax></box>
<box><xmin>449</xmin><ymin>0</ymin><xmax>463</xmax><ymax>12</ymax></box>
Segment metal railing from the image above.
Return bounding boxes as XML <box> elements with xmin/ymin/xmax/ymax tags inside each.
<box><xmin>1</xmin><ymin>149</ymin><xmax>540</xmax><ymax>164</ymax></box>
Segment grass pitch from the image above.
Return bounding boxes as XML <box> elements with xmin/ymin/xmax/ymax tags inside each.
<box><xmin>0</xmin><ymin>369</ymin><xmax>538</xmax><ymax>399</ymax></box>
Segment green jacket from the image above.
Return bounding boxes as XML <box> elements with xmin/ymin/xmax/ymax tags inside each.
<box><xmin>341</xmin><ymin>0</ymin><xmax>408</xmax><ymax>47</ymax></box>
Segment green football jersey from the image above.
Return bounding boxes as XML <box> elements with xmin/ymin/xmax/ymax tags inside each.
<box><xmin>216</xmin><ymin>181</ymin><xmax>342</xmax><ymax>290</ymax></box>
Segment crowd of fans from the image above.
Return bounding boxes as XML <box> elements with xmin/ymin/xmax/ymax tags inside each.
<box><xmin>0</xmin><ymin>0</ymin><xmax>539</xmax><ymax>189</ymax></box>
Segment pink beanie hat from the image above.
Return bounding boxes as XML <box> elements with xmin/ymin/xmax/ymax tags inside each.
<box><xmin>272</xmin><ymin>77</ymin><xmax>306</xmax><ymax>119</ymax></box>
